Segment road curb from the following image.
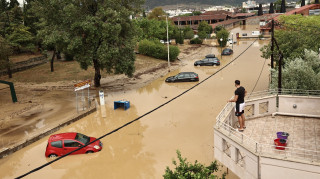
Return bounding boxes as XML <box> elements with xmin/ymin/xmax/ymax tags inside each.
<box><xmin>0</xmin><ymin>107</ymin><xmax>96</xmax><ymax>159</ymax></box>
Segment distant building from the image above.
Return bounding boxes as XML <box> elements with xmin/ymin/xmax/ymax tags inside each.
<box><xmin>260</xmin><ymin>4</ymin><xmax>320</xmax><ymax>35</ymax></box>
<box><xmin>242</xmin><ymin>0</ymin><xmax>257</xmax><ymax>9</ymax></box>
<box><xmin>171</xmin><ymin>11</ymin><xmax>255</xmax><ymax>30</ymax></box>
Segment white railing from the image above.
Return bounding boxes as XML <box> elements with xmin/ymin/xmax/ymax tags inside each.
<box><xmin>215</xmin><ymin>89</ymin><xmax>320</xmax><ymax>163</ymax></box>
<box><xmin>246</xmin><ymin>89</ymin><xmax>320</xmax><ymax>100</ymax></box>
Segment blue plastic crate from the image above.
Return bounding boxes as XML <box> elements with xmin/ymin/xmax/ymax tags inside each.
<box><xmin>114</xmin><ymin>100</ymin><xmax>130</xmax><ymax>110</ymax></box>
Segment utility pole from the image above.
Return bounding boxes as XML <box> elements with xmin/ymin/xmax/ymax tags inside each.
<box><xmin>273</xmin><ymin>37</ymin><xmax>282</xmax><ymax>94</ymax></box>
<box><xmin>278</xmin><ymin>53</ymin><xmax>282</xmax><ymax>94</ymax></box>
<box><xmin>271</xmin><ymin>20</ymin><xmax>274</xmax><ymax>69</ymax></box>
<box><xmin>166</xmin><ymin>15</ymin><xmax>170</xmax><ymax>72</ymax></box>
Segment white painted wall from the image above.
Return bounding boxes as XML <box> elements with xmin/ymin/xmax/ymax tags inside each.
<box><xmin>279</xmin><ymin>96</ymin><xmax>320</xmax><ymax>116</ymax></box>
<box><xmin>260</xmin><ymin>157</ymin><xmax>320</xmax><ymax>179</ymax></box>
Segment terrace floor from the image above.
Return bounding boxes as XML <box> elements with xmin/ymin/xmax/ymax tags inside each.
<box><xmin>241</xmin><ymin>115</ymin><xmax>320</xmax><ymax>161</ymax></box>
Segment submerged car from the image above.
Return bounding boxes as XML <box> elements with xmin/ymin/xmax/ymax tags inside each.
<box><xmin>194</xmin><ymin>57</ymin><xmax>220</xmax><ymax>66</ymax></box>
<box><xmin>165</xmin><ymin>72</ymin><xmax>199</xmax><ymax>83</ymax></box>
<box><xmin>45</xmin><ymin>132</ymin><xmax>102</xmax><ymax>158</ymax></box>
<box><xmin>222</xmin><ymin>48</ymin><xmax>233</xmax><ymax>55</ymax></box>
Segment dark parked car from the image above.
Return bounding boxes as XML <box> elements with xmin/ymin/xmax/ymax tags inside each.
<box><xmin>45</xmin><ymin>132</ymin><xmax>102</xmax><ymax>158</ymax></box>
<box><xmin>165</xmin><ymin>72</ymin><xmax>199</xmax><ymax>83</ymax></box>
<box><xmin>222</xmin><ymin>48</ymin><xmax>233</xmax><ymax>55</ymax></box>
<box><xmin>194</xmin><ymin>57</ymin><xmax>220</xmax><ymax>66</ymax></box>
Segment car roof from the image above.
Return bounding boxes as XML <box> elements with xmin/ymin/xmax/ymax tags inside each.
<box><xmin>179</xmin><ymin>72</ymin><xmax>196</xmax><ymax>74</ymax></box>
<box><xmin>49</xmin><ymin>132</ymin><xmax>77</xmax><ymax>141</ymax></box>
<box><xmin>205</xmin><ymin>54</ymin><xmax>215</xmax><ymax>58</ymax></box>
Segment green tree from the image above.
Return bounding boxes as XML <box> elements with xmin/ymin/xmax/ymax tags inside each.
<box><xmin>6</xmin><ymin>24</ymin><xmax>34</xmax><ymax>53</ymax></box>
<box><xmin>9</xmin><ymin>0</ymin><xmax>19</xmax><ymax>10</ymax></box>
<box><xmin>0</xmin><ymin>0</ymin><xmax>9</xmax><ymax>12</ymax></box>
<box><xmin>274</xmin><ymin>0</ymin><xmax>282</xmax><ymax>12</ymax></box>
<box><xmin>183</xmin><ymin>26</ymin><xmax>194</xmax><ymax>39</ymax></box>
<box><xmin>163</xmin><ymin>150</ymin><xmax>225</xmax><ymax>179</ymax></box>
<box><xmin>0</xmin><ymin>3</ymin><xmax>35</xmax><ymax>54</ymax></box>
<box><xmin>174</xmin><ymin>26</ymin><xmax>184</xmax><ymax>44</ymax></box>
<box><xmin>214</xmin><ymin>25</ymin><xmax>225</xmax><ymax>34</ymax></box>
<box><xmin>261</xmin><ymin>15</ymin><xmax>320</xmax><ymax>61</ymax></box>
<box><xmin>198</xmin><ymin>21</ymin><xmax>213</xmax><ymax>39</ymax></box>
<box><xmin>147</xmin><ymin>7</ymin><xmax>166</xmax><ymax>20</ymax></box>
<box><xmin>0</xmin><ymin>37</ymin><xmax>13</xmax><ymax>78</ymax></box>
<box><xmin>134</xmin><ymin>18</ymin><xmax>175</xmax><ymax>42</ymax></box>
<box><xmin>270</xmin><ymin>50</ymin><xmax>320</xmax><ymax>90</ymax></box>
<box><xmin>33</xmin><ymin>0</ymin><xmax>144</xmax><ymax>87</ymax></box>
<box><xmin>216</xmin><ymin>29</ymin><xmax>229</xmax><ymax>47</ymax></box>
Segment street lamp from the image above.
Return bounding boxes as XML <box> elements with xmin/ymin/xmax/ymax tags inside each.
<box><xmin>220</xmin><ymin>38</ymin><xmax>223</xmax><ymax>59</ymax></box>
<box><xmin>166</xmin><ymin>15</ymin><xmax>170</xmax><ymax>72</ymax></box>
<box><xmin>231</xmin><ymin>33</ymin><xmax>234</xmax><ymax>49</ymax></box>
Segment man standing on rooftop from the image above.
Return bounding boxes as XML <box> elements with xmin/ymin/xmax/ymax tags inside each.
<box><xmin>228</xmin><ymin>80</ymin><xmax>247</xmax><ymax>132</ymax></box>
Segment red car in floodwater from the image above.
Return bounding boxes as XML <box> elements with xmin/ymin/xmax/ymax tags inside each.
<box><xmin>45</xmin><ymin>132</ymin><xmax>103</xmax><ymax>158</ymax></box>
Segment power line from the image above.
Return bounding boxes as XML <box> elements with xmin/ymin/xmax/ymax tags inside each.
<box><xmin>15</xmin><ymin>39</ymin><xmax>258</xmax><ymax>179</ymax></box>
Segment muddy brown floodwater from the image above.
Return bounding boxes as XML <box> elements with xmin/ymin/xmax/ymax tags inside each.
<box><xmin>0</xmin><ymin>25</ymin><xmax>270</xmax><ymax>179</ymax></box>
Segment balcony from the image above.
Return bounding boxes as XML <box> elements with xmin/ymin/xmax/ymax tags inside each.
<box><xmin>214</xmin><ymin>89</ymin><xmax>320</xmax><ymax>179</ymax></box>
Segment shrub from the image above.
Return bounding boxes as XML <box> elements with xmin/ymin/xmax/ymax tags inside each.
<box><xmin>138</xmin><ymin>39</ymin><xmax>180</xmax><ymax>61</ymax></box>
<box><xmin>184</xmin><ymin>30</ymin><xmax>194</xmax><ymax>39</ymax></box>
<box><xmin>190</xmin><ymin>38</ymin><xmax>203</xmax><ymax>44</ymax></box>
<box><xmin>198</xmin><ymin>31</ymin><xmax>208</xmax><ymax>39</ymax></box>
<box><xmin>163</xmin><ymin>150</ymin><xmax>226</xmax><ymax>179</ymax></box>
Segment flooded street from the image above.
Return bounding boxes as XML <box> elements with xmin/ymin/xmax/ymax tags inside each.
<box><xmin>0</xmin><ymin>25</ymin><xmax>270</xmax><ymax>179</ymax></box>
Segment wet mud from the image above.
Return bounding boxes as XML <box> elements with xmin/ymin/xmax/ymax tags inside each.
<box><xmin>0</xmin><ymin>25</ymin><xmax>270</xmax><ymax>179</ymax></box>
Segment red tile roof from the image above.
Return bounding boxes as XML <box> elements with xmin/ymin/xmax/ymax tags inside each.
<box><xmin>210</xmin><ymin>19</ymin><xmax>244</xmax><ymax>29</ymax></box>
<box><xmin>171</xmin><ymin>15</ymin><xmax>228</xmax><ymax>21</ymax></box>
<box><xmin>286</xmin><ymin>4</ymin><xmax>320</xmax><ymax>15</ymax></box>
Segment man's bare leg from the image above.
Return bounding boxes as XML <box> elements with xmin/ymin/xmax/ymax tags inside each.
<box><xmin>241</xmin><ymin>113</ymin><xmax>246</xmax><ymax>128</ymax></box>
<box><xmin>237</xmin><ymin>116</ymin><xmax>244</xmax><ymax>130</ymax></box>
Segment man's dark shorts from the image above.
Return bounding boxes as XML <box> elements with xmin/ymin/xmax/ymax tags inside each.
<box><xmin>235</xmin><ymin>102</ymin><xmax>245</xmax><ymax>116</ymax></box>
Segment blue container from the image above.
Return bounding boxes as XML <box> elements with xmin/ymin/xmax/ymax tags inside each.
<box><xmin>114</xmin><ymin>100</ymin><xmax>130</xmax><ymax>110</ymax></box>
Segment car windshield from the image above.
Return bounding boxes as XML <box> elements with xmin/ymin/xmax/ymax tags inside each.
<box><xmin>75</xmin><ymin>133</ymin><xmax>90</xmax><ymax>144</ymax></box>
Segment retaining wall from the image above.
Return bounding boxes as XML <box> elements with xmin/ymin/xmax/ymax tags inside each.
<box><xmin>0</xmin><ymin>55</ymin><xmax>48</xmax><ymax>76</ymax></box>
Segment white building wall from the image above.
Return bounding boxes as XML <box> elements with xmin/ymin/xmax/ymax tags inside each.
<box><xmin>260</xmin><ymin>157</ymin><xmax>320</xmax><ymax>179</ymax></box>
<box><xmin>278</xmin><ymin>96</ymin><xmax>320</xmax><ymax>116</ymax></box>
<box><xmin>214</xmin><ymin>130</ymin><xmax>259</xmax><ymax>179</ymax></box>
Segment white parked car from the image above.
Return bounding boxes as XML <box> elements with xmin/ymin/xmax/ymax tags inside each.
<box><xmin>160</xmin><ymin>40</ymin><xmax>172</xmax><ymax>44</ymax></box>
<box><xmin>228</xmin><ymin>38</ymin><xmax>236</xmax><ymax>44</ymax></box>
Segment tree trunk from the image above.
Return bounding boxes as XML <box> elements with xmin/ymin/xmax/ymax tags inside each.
<box><xmin>56</xmin><ymin>51</ymin><xmax>61</xmax><ymax>59</ymax></box>
<box><xmin>51</xmin><ymin>49</ymin><xmax>56</xmax><ymax>72</ymax></box>
<box><xmin>93</xmin><ymin>57</ymin><xmax>101</xmax><ymax>87</ymax></box>
<box><xmin>6</xmin><ymin>57</ymin><xmax>12</xmax><ymax>78</ymax></box>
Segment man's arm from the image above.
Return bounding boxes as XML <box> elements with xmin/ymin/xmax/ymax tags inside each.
<box><xmin>228</xmin><ymin>95</ymin><xmax>238</xmax><ymax>102</ymax></box>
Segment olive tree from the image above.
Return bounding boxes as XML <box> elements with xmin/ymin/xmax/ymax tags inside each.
<box><xmin>32</xmin><ymin>0</ymin><xmax>144</xmax><ymax>87</ymax></box>
<box><xmin>270</xmin><ymin>50</ymin><xmax>320</xmax><ymax>90</ymax></box>
<box><xmin>163</xmin><ymin>150</ymin><xmax>226</xmax><ymax>179</ymax></box>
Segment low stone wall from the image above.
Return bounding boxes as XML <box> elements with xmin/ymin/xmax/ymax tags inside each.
<box><xmin>0</xmin><ymin>55</ymin><xmax>48</xmax><ymax>76</ymax></box>
<box><xmin>0</xmin><ymin>107</ymin><xmax>96</xmax><ymax>159</ymax></box>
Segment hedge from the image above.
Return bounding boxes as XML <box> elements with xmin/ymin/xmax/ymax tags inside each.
<box><xmin>138</xmin><ymin>39</ymin><xmax>180</xmax><ymax>61</ymax></box>
<box><xmin>190</xmin><ymin>38</ymin><xmax>203</xmax><ymax>44</ymax></box>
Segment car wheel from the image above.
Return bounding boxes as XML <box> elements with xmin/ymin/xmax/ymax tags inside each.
<box><xmin>49</xmin><ymin>154</ymin><xmax>58</xmax><ymax>158</ymax></box>
<box><xmin>86</xmin><ymin>151</ymin><xmax>94</xmax><ymax>154</ymax></box>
